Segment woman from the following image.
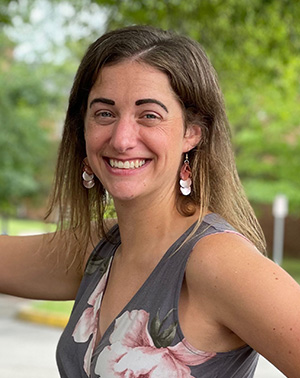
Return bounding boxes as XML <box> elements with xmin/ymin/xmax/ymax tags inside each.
<box><xmin>1</xmin><ymin>26</ymin><xmax>300</xmax><ymax>377</ymax></box>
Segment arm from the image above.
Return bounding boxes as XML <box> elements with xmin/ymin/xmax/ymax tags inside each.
<box><xmin>0</xmin><ymin>231</ymin><xmax>94</xmax><ymax>300</ymax></box>
<box><xmin>188</xmin><ymin>233</ymin><xmax>300</xmax><ymax>377</ymax></box>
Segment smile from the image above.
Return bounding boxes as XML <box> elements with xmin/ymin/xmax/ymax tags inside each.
<box><xmin>109</xmin><ymin>159</ymin><xmax>146</xmax><ymax>169</ymax></box>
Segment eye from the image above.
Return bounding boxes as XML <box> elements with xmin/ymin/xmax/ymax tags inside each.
<box><xmin>94</xmin><ymin>110</ymin><xmax>115</xmax><ymax>125</ymax></box>
<box><xmin>140</xmin><ymin>112</ymin><xmax>162</xmax><ymax>126</ymax></box>
<box><xmin>144</xmin><ymin>113</ymin><xmax>158</xmax><ymax>119</ymax></box>
<box><xmin>96</xmin><ymin>111</ymin><xmax>113</xmax><ymax>118</ymax></box>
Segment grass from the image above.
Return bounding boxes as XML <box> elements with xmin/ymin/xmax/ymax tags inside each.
<box><xmin>1</xmin><ymin>217</ymin><xmax>56</xmax><ymax>236</ymax></box>
<box><xmin>18</xmin><ymin>300</ymin><xmax>75</xmax><ymax>328</ymax></box>
<box><xmin>31</xmin><ymin>300</ymin><xmax>74</xmax><ymax>315</ymax></box>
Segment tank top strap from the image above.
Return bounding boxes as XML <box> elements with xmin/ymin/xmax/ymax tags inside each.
<box><xmin>160</xmin><ymin>212</ymin><xmax>237</xmax><ymax>273</ymax></box>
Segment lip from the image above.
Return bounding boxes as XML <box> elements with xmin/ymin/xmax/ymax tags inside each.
<box><xmin>103</xmin><ymin>157</ymin><xmax>151</xmax><ymax>175</ymax></box>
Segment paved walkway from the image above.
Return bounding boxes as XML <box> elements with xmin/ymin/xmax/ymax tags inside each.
<box><xmin>0</xmin><ymin>295</ymin><xmax>60</xmax><ymax>378</ymax></box>
<box><xmin>0</xmin><ymin>295</ymin><xmax>286</xmax><ymax>377</ymax></box>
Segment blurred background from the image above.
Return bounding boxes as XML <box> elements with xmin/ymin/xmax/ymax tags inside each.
<box><xmin>0</xmin><ymin>0</ymin><xmax>299</xmax><ymax>256</ymax></box>
<box><xmin>0</xmin><ymin>1</ymin><xmax>299</xmax><ymax>376</ymax></box>
<box><xmin>1</xmin><ymin>0</ymin><xmax>299</xmax><ymax>260</ymax></box>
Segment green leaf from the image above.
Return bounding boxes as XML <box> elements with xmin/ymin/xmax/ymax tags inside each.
<box><xmin>150</xmin><ymin>311</ymin><xmax>161</xmax><ymax>339</ymax></box>
<box><xmin>85</xmin><ymin>255</ymin><xmax>111</xmax><ymax>275</ymax></box>
<box><xmin>149</xmin><ymin>308</ymin><xmax>177</xmax><ymax>348</ymax></box>
<box><xmin>158</xmin><ymin>322</ymin><xmax>177</xmax><ymax>348</ymax></box>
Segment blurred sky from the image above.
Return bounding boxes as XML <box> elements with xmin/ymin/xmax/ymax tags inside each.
<box><xmin>5</xmin><ymin>0</ymin><xmax>106</xmax><ymax>63</ymax></box>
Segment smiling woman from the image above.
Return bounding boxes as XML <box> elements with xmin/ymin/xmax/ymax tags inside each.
<box><xmin>84</xmin><ymin>60</ymin><xmax>195</xmax><ymax>203</ymax></box>
<box><xmin>1</xmin><ymin>25</ymin><xmax>300</xmax><ymax>378</ymax></box>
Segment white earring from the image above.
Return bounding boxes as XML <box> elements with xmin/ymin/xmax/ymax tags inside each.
<box><xmin>82</xmin><ymin>158</ymin><xmax>95</xmax><ymax>189</ymax></box>
<box><xmin>179</xmin><ymin>153</ymin><xmax>192</xmax><ymax>196</ymax></box>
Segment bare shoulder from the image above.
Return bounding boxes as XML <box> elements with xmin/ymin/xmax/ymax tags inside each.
<box><xmin>186</xmin><ymin>231</ymin><xmax>265</xmax><ymax>291</ymax></box>
<box><xmin>185</xmin><ymin>231</ymin><xmax>300</xmax><ymax>376</ymax></box>
<box><xmin>186</xmin><ymin>231</ymin><xmax>300</xmax><ymax>313</ymax></box>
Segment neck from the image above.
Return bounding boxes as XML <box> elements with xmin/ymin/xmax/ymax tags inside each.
<box><xmin>113</xmin><ymin>194</ymin><xmax>200</xmax><ymax>261</ymax></box>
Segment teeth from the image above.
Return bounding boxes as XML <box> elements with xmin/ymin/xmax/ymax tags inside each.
<box><xmin>109</xmin><ymin>159</ymin><xmax>146</xmax><ymax>169</ymax></box>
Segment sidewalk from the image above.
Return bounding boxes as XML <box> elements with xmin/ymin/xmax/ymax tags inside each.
<box><xmin>0</xmin><ymin>294</ymin><xmax>286</xmax><ymax>377</ymax></box>
<box><xmin>0</xmin><ymin>295</ymin><xmax>61</xmax><ymax>378</ymax></box>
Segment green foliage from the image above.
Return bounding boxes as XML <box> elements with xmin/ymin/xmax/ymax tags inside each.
<box><xmin>0</xmin><ymin>32</ymin><xmax>59</xmax><ymax>215</ymax></box>
<box><xmin>0</xmin><ymin>0</ymin><xmax>17</xmax><ymax>25</ymax></box>
<box><xmin>0</xmin><ymin>0</ymin><xmax>102</xmax><ymax>217</ymax></box>
<box><xmin>2</xmin><ymin>0</ymin><xmax>300</xmax><ymax>215</ymax></box>
<box><xmin>91</xmin><ymin>0</ymin><xmax>300</xmax><ymax>214</ymax></box>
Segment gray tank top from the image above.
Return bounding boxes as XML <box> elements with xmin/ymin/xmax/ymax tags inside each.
<box><xmin>57</xmin><ymin>213</ymin><xmax>258</xmax><ymax>377</ymax></box>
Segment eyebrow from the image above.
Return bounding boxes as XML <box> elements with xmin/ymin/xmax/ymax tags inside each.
<box><xmin>135</xmin><ymin>99</ymin><xmax>168</xmax><ymax>113</ymax></box>
<box><xmin>89</xmin><ymin>97</ymin><xmax>168</xmax><ymax>113</ymax></box>
<box><xmin>89</xmin><ymin>97</ymin><xmax>115</xmax><ymax>108</ymax></box>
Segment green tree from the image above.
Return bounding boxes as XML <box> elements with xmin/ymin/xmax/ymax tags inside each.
<box><xmin>0</xmin><ymin>0</ymin><xmax>15</xmax><ymax>25</ymax></box>
<box><xmin>90</xmin><ymin>0</ymin><xmax>300</xmax><ymax>213</ymax></box>
<box><xmin>2</xmin><ymin>0</ymin><xmax>300</xmax><ymax>214</ymax></box>
<box><xmin>0</xmin><ymin>31</ymin><xmax>59</xmax><ymax>218</ymax></box>
<box><xmin>0</xmin><ymin>0</ymin><xmax>104</xmax><ymax>226</ymax></box>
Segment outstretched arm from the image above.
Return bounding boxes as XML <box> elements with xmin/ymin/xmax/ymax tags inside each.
<box><xmin>0</xmin><ymin>231</ymin><xmax>94</xmax><ymax>300</ymax></box>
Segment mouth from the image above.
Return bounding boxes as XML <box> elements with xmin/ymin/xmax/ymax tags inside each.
<box><xmin>108</xmin><ymin>158</ymin><xmax>147</xmax><ymax>170</ymax></box>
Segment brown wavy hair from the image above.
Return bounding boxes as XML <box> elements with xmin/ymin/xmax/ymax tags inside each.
<box><xmin>46</xmin><ymin>25</ymin><xmax>266</xmax><ymax>268</ymax></box>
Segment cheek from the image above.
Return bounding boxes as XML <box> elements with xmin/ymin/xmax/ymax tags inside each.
<box><xmin>141</xmin><ymin>121</ymin><xmax>183</xmax><ymax>148</ymax></box>
<box><xmin>84</xmin><ymin>126</ymin><xmax>108</xmax><ymax>152</ymax></box>
<box><xmin>84</xmin><ymin>134</ymin><xmax>96</xmax><ymax>158</ymax></box>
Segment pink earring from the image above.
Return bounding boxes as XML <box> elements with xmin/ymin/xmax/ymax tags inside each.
<box><xmin>179</xmin><ymin>153</ymin><xmax>192</xmax><ymax>196</ymax></box>
<box><xmin>82</xmin><ymin>158</ymin><xmax>95</xmax><ymax>189</ymax></box>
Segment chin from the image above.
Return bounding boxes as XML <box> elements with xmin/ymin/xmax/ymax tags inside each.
<box><xmin>108</xmin><ymin>188</ymin><xmax>138</xmax><ymax>202</ymax></box>
<box><xmin>106</xmin><ymin>181</ymin><xmax>145</xmax><ymax>200</ymax></box>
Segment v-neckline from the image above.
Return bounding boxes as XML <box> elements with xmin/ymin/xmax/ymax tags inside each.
<box><xmin>91</xmin><ymin>216</ymin><xmax>208</xmax><ymax>356</ymax></box>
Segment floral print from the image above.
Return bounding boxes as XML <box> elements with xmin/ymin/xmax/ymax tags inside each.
<box><xmin>72</xmin><ymin>256</ymin><xmax>112</xmax><ymax>376</ymax></box>
<box><xmin>71</xmin><ymin>254</ymin><xmax>215</xmax><ymax>377</ymax></box>
<box><xmin>95</xmin><ymin>309</ymin><xmax>216</xmax><ymax>377</ymax></box>
<box><xmin>58</xmin><ymin>216</ymin><xmax>258</xmax><ymax>377</ymax></box>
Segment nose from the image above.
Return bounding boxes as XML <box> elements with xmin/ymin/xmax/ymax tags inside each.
<box><xmin>109</xmin><ymin>117</ymin><xmax>138</xmax><ymax>153</ymax></box>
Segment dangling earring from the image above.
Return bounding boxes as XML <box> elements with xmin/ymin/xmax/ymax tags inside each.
<box><xmin>179</xmin><ymin>153</ymin><xmax>192</xmax><ymax>196</ymax></box>
<box><xmin>82</xmin><ymin>158</ymin><xmax>95</xmax><ymax>189</ymax></box>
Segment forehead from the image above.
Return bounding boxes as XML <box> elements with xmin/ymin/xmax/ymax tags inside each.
<box><xmin>88</xmin><ymin>60</ymin><xmax>177</xmax><ymax>101</ymax></box>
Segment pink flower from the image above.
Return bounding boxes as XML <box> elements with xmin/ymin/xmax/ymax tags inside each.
<box><xmin>72</xmin><ymin>257</ymin><xmax>112</xmax><ymax>376</ymax></box>
<box><xmin>95</xmin><ymin>309</ymin><xmax>215</xmax><ymax>377</ymax></box>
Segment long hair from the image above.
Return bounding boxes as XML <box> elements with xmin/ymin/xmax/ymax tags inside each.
<box><xmin>46</xmin><ymin>25</ymin><xmax>266</xmax><ymax>269</ymax></box>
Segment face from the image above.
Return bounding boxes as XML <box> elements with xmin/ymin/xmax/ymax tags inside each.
<box><xmin>84</xmin><ymin>60</ymin><xmax>200</xmax><ymax>203</ymax></box>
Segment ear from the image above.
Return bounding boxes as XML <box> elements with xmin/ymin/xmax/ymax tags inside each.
<box><xmin>83</xmin><ymin>157</ymin><xmax>94</xmax><ymax>175</ymax></box>
<box><xmin>182</xmin><ymin>124</ymin><xmax>202</xmax><ymax>153</ymax></box>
